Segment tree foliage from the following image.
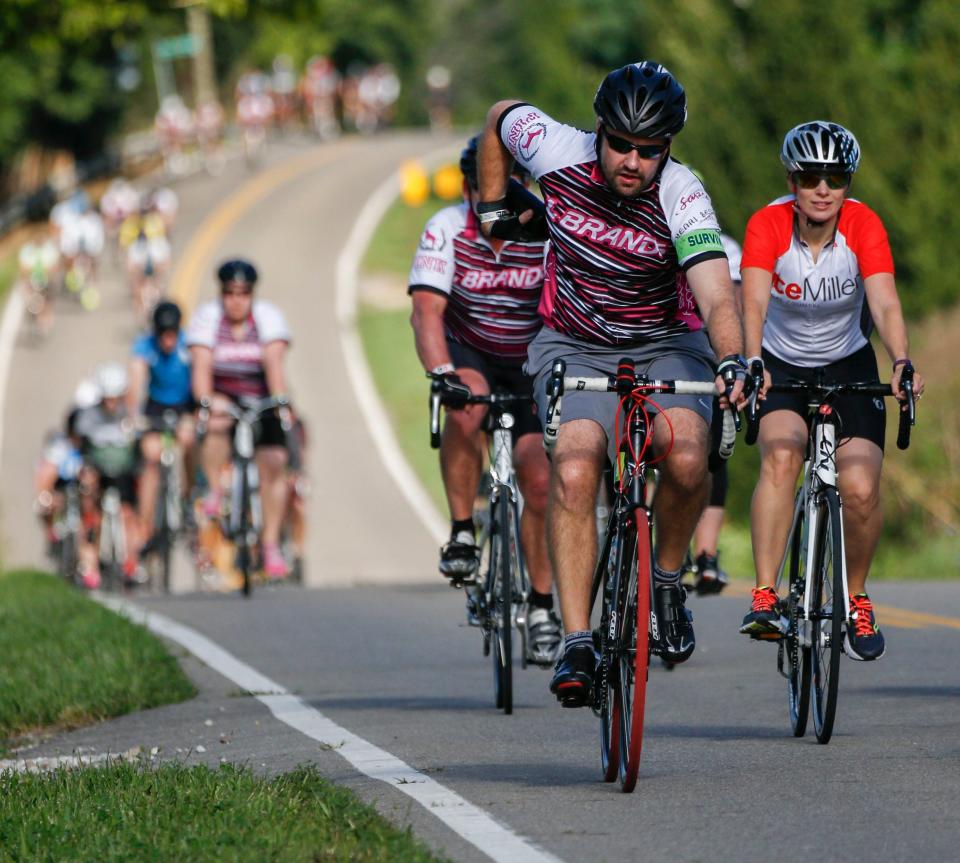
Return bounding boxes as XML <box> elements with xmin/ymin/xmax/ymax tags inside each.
<box><xmin>3</xmin><ymin>1</ymin><xmax>957</xmax><ymax>317</ymax></box>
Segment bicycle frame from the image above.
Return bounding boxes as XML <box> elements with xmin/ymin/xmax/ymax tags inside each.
<box><xmin>482</xmin><ymin>407</ymin><xmax>529</xmax><ymax>611</ymax></box>
<box><xmin>778</xmin><ymin>404</ymin><xmax>850</xmax><ymax>648</ymax></box>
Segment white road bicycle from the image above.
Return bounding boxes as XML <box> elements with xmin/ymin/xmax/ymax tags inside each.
<box><xmin>744</xmin><ymin>362</ymin><xmax>916</xmax><ymax>744</ymax></box>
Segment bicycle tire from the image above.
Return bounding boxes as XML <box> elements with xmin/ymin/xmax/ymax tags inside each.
<box><xmin>784</xmin><ymin>501</ymin><xmax>811</xmax><ymax>737</ymax></box>
<box><xmin>618</xmin><ymin>508</ymin><xmax>652</xmax><ymax>793</ymax></box>
<box><xmin>495</xmin><ymin>489</ymin><xmax>514</xmax><ymax>715</ymax></box>
<box><xmin>488</xmin><ymin>498</ymin><xmax>504</xmax><ymax>708</ymax></box>
<box><xmin>811</xmin><ymin>488</ymin><xmax>844</xmax><ymax>743</ymax></box>
<box><xmin>60</xmin><ymin>530</ymin><xmax>78</xmax><ymax>586</ymax></box>
<box><xmin>599</xmin><ymin>522</ymin><xmax>622</xmax><ymax>783</ymax></box>
<box><xmin>237</xmin><ymin>464</ymin><xmax>253</xmax><ymax>598</ymax></box>
<box><xmin>158</xmin><ymin>469</ymin><xmax>173</xmax><ymax>594</ymax></box>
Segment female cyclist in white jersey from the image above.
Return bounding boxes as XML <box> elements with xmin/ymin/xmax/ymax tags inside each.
<box><xmin>739</xmin><ymin>121</ymin><xmax>924</xmax><ymax>660</ymax></box>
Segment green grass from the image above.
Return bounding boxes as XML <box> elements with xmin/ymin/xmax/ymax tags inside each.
<box><xmin>357</xmin><ymin>306</ymin><xmax>445</xmax><ymax>511</ymax></box>
<box><xmin>361</xmin><ymin>193</ymin><xmax>454</xmax><ymax>279</ymax></box>
<box><xmin>0</xmin><ymin>762</ymin><xmax>447</xmax><ymax>862</ymax></box>
<box><xmin>0</xmin><ymin>255</ymin><xmax>15</xmax><ymax>296</ymax></box>
<box><xmin>0</xmin><ymin>571</ymin><xmax>195</xmax><ymax>751</ymax></box>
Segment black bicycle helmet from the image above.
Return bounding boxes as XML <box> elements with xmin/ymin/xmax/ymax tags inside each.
<box><xmin>780</xmin><ymin>121</ymin><xmax>861</xmax><ymax>174</ymax></box>
<box><xmin>152</xmin><ymin>300</ymin><xmax>182</xmax><ymax>334</ymax></box>
<box><xmin>594</xmin><ymin>61</ymin><xmax>687</xmax><ymax>138</ymax></box>
<box><xmin>217</xmin><ymin>258</ymin><xmax>258</xmax><ymax>286</ymax></box>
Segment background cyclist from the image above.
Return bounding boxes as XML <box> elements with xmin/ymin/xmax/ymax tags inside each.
<box><xmin>128</xmin><ymin>301</ymin><xmax>195</xmax><ymax>559</ymax></box>
<box><xmin>685</xmin><ymin>232</ymin><xmax>744</xmax><ymax>595</ymax></box>
<box><xmin>738</xmin><ymin>121</ymin><xmax>924</xmax><ymax>661</ymax></box>
<box><xmin>477</xmin><ymin>61</ymin><xmax>747</xmax><ymax>704</ymax></box>
<box><xmin>186</xmin><ymin>259</ymin><xmax>293</xmax><ymax>580</ymax></box>
<box><xmin>75</xmin><ymin>363</ymin><xmax>142</xmax><ymax>588</ymax></box>
<box><xmin>408</xmin><ymin>136</ymin><xmax>560</xmax><ymax>664</ymax></box>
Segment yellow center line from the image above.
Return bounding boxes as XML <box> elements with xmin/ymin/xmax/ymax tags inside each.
<box><xmin>169</xmin><ymin>145</ymin><xmax>347</xmax><ymax>314</ymax></box>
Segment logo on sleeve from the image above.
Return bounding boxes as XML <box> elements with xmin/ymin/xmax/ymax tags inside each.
<box><xmin>518</xmin><ymin>123</ymin><xmax>547</xmax><ymax>162</ymax></box>
<box><xmin>418</xmin><ymin>226</ymin><xmax>446</xmax><ymax>252</ymax></box>
<box><xmin>678</xmin><ymin>190</ymin><xmax>705</xmax><ymax>211</ymax></box>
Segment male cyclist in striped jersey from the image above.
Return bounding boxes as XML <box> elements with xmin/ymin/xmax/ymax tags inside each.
<box><xmin>477</xmin><ymin>61</ymin><xmax>747</xmax><ymax>705</ymax></box>
<box><xmin>409</xmin><ymin>136</ymin><xmax>561</xmax><ymax>666</ymax></box>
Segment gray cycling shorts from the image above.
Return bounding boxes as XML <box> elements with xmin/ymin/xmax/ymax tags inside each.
<box><xmin>525</xmin><ymin>327</ymin><xmax>717</xmax><ymax>459</ymax></box>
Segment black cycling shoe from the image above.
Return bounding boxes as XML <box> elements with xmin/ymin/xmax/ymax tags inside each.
<box><xmin>739</xmin><ymin>586</ymin><xmax>786</xmax><ymax>638</ymax></box>
<box><xmin>653</xmin><ymin>584</ymin><xmax>695</xmax><ymax>663</ymax></box>
<box><xmin>694</xmin><ymin>552</ymin><xmax>729</xmax><ymax>596</ymax></box>
<box><xmin>438</xmin><ymin>530</ymin><xmax>479</xmax><ymax>586</ymax></box>
<box><xmin>844</xmin><ymin>594</ymin><xmax>885</xmax><ymax>661</ymax></box>
<box><xmin>549</xmin><ymin>644</ymin><xmax>596</xmax><ymax>708</ymax></box>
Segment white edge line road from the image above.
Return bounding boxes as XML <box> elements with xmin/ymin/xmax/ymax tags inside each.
<box><xmin>334</xmin><ymin>147</ymin><xmax>460</xmax><ymax>547</ymax></box>
<box><xmin>94</xmin><ymin>594</ymin><xmax>565</xmax><ymax>863</ymax></box>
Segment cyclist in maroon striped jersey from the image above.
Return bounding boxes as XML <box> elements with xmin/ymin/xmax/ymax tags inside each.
<box><xmin>187</xmin><ymin>259</ymin><xmax>294</xmax><ymax>580</ymax></box>
<box><xmin>477</xmin><ymin>61</ymin><xmax>747</xmax><ymax>705</ymax></box>
<box><xmin>409</xmin><ymin>137</ymin><xmax>560</xmax><ymax>665</ymax></box>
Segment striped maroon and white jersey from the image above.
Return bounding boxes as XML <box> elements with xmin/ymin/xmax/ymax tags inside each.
<box><xmin>499</xmin><ymin>104</ymin><xmax>726</xmax><ymax>346</ymax></box>
<box><xmin>407</xmin><ymin>202</ymin><xmax>547</xmax><ymax>360</ymax></box>
<box><xmin>186</xmin><ymin>300</ymin><xmax>290</xmax><ymax>399</ymax></box>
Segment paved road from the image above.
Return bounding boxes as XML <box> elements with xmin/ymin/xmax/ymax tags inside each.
<box><xmin>5</xmin><ymin>137</ymin><xmax>960</xmax><ymax>862</ymax></box>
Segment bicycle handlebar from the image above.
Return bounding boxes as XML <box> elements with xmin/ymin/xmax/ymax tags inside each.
<box><xmin>543</xmin><ymin>358</ymin><xmax>725</xmax><ymax>455</ymax></box>
<box><xmin>196</xmin><ymin>395</ymin><xmax>293</xmax><ymax>438</ymax></box>
<box><xmin>428</xmin><ymin>374</ymin><xmax>532</xmax><ymax>449</ymax></box>
<box><xmin>744</xmin><ymin>363</ymin><xmax>915</xmax><ymax>450</ymax></box>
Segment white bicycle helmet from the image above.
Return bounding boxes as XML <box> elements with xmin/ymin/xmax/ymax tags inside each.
<box><xmin>73</xmin><ymin>377</ymin><xmax>101</xmax><ymax>410</ymax></box>
<box><xmin>780</xmin><ymin>121</ymin><xmax>861</xmax><ymax>174</ymax></box>
<box><xmin>95</xmin><ymin>362</ymin><xmax>128</xmax><ymax>399</ymax></box>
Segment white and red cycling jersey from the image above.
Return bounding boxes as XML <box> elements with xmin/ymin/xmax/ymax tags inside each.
<box><xmin>741</xmin><ymin>196</ymin><xmax>894</xmax><ymax>366</ymax></box>
<box><xmin>408</xmin><ymin>202</ymin><xmax>547</xmax><ymax>361</ymax></box>
<box><xmin>186</xmin><ymin>301</ymin><xmax>290</xmax><ymax>399</ymax></box>
<box><xmin>498</xmin><ymin>103</ymin><xmax>726</xmax><ymax>346</ymax></box>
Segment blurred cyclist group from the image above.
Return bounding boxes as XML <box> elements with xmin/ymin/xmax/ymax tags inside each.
<box><xmin>30</xmin><ymin>170</ymin><xmax>304</xmax><ymax>591</ymax></box>
<box><xmin>17</xmin><ymin>181</ymin><xmax>179</xmax><ymax>338</ymax></box>
<box><xmin>154</xmin><ymin>55</ymin><xmax>401</xmax><ymax>176</ymax></box>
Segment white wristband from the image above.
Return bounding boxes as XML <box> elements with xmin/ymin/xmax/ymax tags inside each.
<box><xmin>430</xmin><ymin>363</ymin><xmax>455</xmax><ymax>376</ymax></box>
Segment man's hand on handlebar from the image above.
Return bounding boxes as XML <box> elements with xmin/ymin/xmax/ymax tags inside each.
<box><xmin>715</xmin><ymin>354</ymin><xmax>749</xmax><ymax>411</ymax></box>
<box><xmin>432</xmin><ymin>372</ymin><xmax>472</xmax><ymax>410</ymax></box>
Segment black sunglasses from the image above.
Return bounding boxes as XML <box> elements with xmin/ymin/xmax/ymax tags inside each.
<box><xmin>791</xmin><ymin>171</ymin><xmax>851</xmax><ymax>190</ymax></box>
<box><xmin>602</xmin><ymin>129</ymin><xmax>667</xmax><ymax>159</ymax></box>
<box><xmin>221</xmin><ymin>286</ymin><xmax>253</xmax><ymax>297</ymax></box>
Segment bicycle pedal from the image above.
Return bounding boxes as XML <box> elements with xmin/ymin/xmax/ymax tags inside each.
<box><xmin>750</xmin><ymin>631</ymin><xmax>783</xmax><ymax>642</ymax></box>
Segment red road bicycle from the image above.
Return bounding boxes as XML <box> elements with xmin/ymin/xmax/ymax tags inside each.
<box><xmin>544</xmin><ymin>358</ymin><xmax>730</xmax><ymax>791</ymax></box>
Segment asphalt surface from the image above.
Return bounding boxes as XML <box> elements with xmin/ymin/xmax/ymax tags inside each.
<box><xmin>4</xmin><ymin>135</ymin><xmax>960</xmax><ymax>862</ymax></box>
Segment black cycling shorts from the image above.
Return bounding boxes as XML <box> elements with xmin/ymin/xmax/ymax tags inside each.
<box><xmin>221</xmin><ymin>395</ymin><xmax>287</xmax><ymax>449</ymax></box>
<box><xmin>447</xmin><ymin>340</ymin><xmax>541</xmax><ymax>441</ymax></box>
<box><xmin>100</xmin><ymin>473</ymin><xmax>138</xmax><ymax>506</ymax></box>
<box><xmin>145</xmin><ymin>398</ymin><xmax>194</xmax><ymax>418</ymax></box>
<box><xmin>759</xmin><ymin>344</ymin><xmax>886</xmax><ymax>451</ymax></box>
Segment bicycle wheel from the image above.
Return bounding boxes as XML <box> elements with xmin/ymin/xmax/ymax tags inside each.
<box><xmin>782</xmin><ymin>504</ymin><xmax>812</xmax><ymax>738</ymax></box>
<box><xmin>599</xmin><ymin>523</ymin><xmax>622</xmax><ymax>783</ymax></box>
<box><xmin>810</xmin><ymin>488</ymin><xmax>844</xmax><ymax>743</ymax></box>
<box><xmin>60</xmin><ymin>530</ymin><xmax>78</xmax><ymax>585</ymax></box>
<box><xmin>157</xmin><ymin>470</ymin><xmax>173</xmax><ymax>594</ymax></box>
<box><xmin>491</xmin><ymin>489</ymin><xmax>514</xmax><ymax>715</ymax></box>
<box><xmin>236</xmin><ymin>465</ymin><xmax>253</xmax><ymax>598</ymax></box>
<box><xmin>617</xmin><ymin>508</ymin><xmax>652</xmax><ymax>793</ymax></box>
